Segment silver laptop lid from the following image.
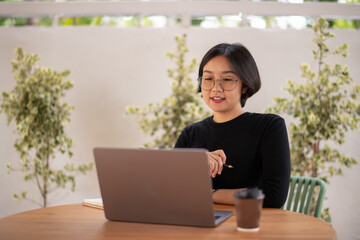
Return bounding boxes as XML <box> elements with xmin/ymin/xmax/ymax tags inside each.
<box><xmin>94</xmin><ymin>147</ymin><xmax>229</xmax><ymax>227</ymax></box>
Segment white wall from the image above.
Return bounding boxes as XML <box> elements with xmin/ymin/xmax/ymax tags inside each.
<box><xmin>0</xmin><ymin>26</ymin><xmax>359</xmax><ymax>239</ymax></box>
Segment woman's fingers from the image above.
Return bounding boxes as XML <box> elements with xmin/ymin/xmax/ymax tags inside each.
<box><xmin>207</xmin><ymin>150</ymin><xmax>226</xmax><ymax>178</ymax></box>
<box><xmin>213</xmin><ymin>150</ymin><xmax>226</xmax><ymax>164</ymax></box>
<box><xmin>208</xmin><ymin>155</ymin><xmax>220</xmax><ymax>178</ymax></box>
<box><xmin>208</xmin><ymin>157</ymin><xmax>218</xmax><ymax>178</ymax></box>
<box><xmin>211</xmin><ymin>153</ymin><xmax>224</xmax><ymax>175</ymax></box>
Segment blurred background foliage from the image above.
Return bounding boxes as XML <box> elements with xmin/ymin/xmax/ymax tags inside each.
<box><xmin>126</xmin><ymin>34</ymin><xmax>210</xmax><ymax>148</ymax></box>
<box><xmin>0</xmin><ymin>47</ymin><xmax>94</xmax><ymax>208</ymax></box>
<box><xmin>0</xmin><ymin>0</ymin><xmax>359</xmax><ymax>29</ymax></box>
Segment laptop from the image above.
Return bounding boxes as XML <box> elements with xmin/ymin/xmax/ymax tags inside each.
<box><xmin>93</xmin><ymin>147</ymin><xmax>233</xmax><ymax>227</ymax></box>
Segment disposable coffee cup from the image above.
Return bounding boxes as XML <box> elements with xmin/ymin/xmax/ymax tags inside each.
<box><xmin>233</xmin><ymin>188</ymin><xmax>265</xmax><ymax>232</ymax></box>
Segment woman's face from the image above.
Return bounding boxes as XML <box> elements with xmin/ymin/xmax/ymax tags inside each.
<box><xmin>201</xmin><ymin>55</ymin><xmax>245</xmax><ymax>122</ymax></box>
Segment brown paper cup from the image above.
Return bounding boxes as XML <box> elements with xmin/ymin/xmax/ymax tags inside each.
<box><xmin>234</xmin><ymin>191</ymin><xmax>264</xmax><ymax>232</ymax></box>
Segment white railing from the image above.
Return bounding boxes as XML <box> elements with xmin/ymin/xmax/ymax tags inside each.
<box><xmin>0</xmin><ymin>1</ymin><xmax>359</xmax><ymax>27</ymax></box>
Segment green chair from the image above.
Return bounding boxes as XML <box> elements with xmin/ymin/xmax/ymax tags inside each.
<box><xmin>282</xmin><ymin>176</ymin><xmax>326</xmax><ymax>219</ymax></box>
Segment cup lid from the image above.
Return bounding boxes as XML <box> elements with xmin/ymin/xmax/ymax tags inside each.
<box><xmin>233</xmin><ymin>188</ymin><xmax>265</xmax><ymax>199</ymax></box>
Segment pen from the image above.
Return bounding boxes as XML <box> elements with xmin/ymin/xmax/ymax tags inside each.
<box><xmin>223</xmin><ymin>164</ymin><xmax>234</xmax><ymax>168</ymax></box>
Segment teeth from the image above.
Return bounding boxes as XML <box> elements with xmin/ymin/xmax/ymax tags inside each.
<box><xmin>213</xmin><ymin>97</ymin><xmax>223</xmax><ymax>100</ymax></box>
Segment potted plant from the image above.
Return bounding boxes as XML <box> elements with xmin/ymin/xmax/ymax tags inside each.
<box><xmin>126</xmin><ymin>34</ymin><xmax>210</xmax><ymax>148</ymax></box>
<box><xmin>1</xmin><ymin>48</ymin><xmax>93</xmax><ymax>208</ymax></box>
<box><xmin>266</xmin><ymin>17</ymin><xmax>360</xmax><ymax>220</ymax></box>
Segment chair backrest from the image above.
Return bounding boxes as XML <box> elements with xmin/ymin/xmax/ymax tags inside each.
<box><xmin>282</xmin><ymin>176</ymin><xmax>326</xmax><ymax>218</ymax></box>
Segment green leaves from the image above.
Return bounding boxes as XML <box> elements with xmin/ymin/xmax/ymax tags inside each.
<box><xmin>13</xmin><ymin>190</ymin><xmax>27</xmax><ymax>203</ymax></box>
<box><xmin>0</xmin><ymin>48</ymin><xmax>93</xmax><ymax>207</ymax></box>
<box><xmin>126</xmin><ymin>35</ymin><xmax>210</xmax><ymax>148</ymax></box>
<box><xmin>266</xmin><ymin>17</ymin><xmax>360</xmax><ymax>184</ymax></box>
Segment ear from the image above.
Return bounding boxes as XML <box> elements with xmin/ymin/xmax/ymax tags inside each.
<box><xmin>242</xmin><ymin>86</ymin><xmax>248</xmax><ymax>94</ymax></box>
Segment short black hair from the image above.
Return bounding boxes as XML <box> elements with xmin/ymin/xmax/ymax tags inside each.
<box><xmin>198</xmin><ymin>43</ymin><xmax>261</xmax><ymax>107</ymax></box>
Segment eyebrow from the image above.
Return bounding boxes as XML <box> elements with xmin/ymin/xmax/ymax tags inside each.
<box><xmin>203</xmin><ymin>70</ymin><xmax>236</xmax><ymax>74</ymax></box>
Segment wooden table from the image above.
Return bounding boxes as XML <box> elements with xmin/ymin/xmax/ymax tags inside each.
<box><xmin>0</xmin><ymin>203</ymin><xmax>336</xmax><ymax>240</ymax></box>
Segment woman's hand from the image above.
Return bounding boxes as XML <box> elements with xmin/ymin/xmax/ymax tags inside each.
<box><xmin>207</xmin><ymin>149</ymin><xmax>226</xmax><ymax>178</ymax></box>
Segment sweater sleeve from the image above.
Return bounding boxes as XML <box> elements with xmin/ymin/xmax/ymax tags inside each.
<box><xmin>260</xmin><ymin>116</ymin><xmax>291</xmax><ymax>208</ymax></box>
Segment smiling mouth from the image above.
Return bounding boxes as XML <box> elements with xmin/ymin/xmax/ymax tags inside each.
<box><xmin>211</xmin><ymin>97</ymin><xmax>225</xmax><ymax>103</ymax></box>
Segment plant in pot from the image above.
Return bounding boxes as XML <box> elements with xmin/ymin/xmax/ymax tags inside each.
<box><xmin>126</xmin><ymin>34</ymin><xmax>210</xmax><ymax>148</ymax></box>
<box><xmin>266</xmin><ymin>17</ymin><xmax>360</xmax><ymax>221</ymax></box>
<box><xmin>1</xmin><ymin>48</ymin><xmax>94</xmax><ymax>208</ymax></box>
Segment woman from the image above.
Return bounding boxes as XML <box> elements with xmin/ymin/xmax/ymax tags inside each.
<box><xmin>174</xmin><ymin>43</ymin><xmax>290</xmax><ymax>208</ymax></box>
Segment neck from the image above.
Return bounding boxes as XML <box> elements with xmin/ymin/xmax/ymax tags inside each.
<box><xmin>213</xmin><ymin>108</ymin><xmax>246</xmax><ymax>123</ymax></box>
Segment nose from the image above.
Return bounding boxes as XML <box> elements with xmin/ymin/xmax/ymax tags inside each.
<box><xmin>212</xmin><ymin>79</ymin><xmax>223</xmax><ymax>92</ymax></box>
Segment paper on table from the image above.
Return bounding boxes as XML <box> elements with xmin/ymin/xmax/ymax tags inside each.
<box><xmin>83</xmin><ymin>198</ymin><xmax>103</xmax><ymax>209</ymax></box>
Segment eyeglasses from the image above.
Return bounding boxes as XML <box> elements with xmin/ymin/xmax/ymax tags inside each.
<box><xmin>198</xmin><ymin>76</ymin><xmax>240</xmax><ymax>91</ymax></box>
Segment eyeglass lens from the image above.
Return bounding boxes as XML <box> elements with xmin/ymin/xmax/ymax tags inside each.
<box><xmin>200</xmin><ymin>77</ymin><xmax>238</xmax><ymax>91</ymax></box>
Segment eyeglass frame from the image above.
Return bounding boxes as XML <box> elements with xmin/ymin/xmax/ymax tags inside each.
<box><xmin>197</xmin><ymin>76</ymin><xmax>240</xmax><ymax>91</ymax></box>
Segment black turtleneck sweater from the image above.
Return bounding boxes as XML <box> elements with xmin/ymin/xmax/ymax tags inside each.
<box><xmin>174</xmin><ymin>112</ymin><xmax>291</xmax><ymax>208</ymax></box>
